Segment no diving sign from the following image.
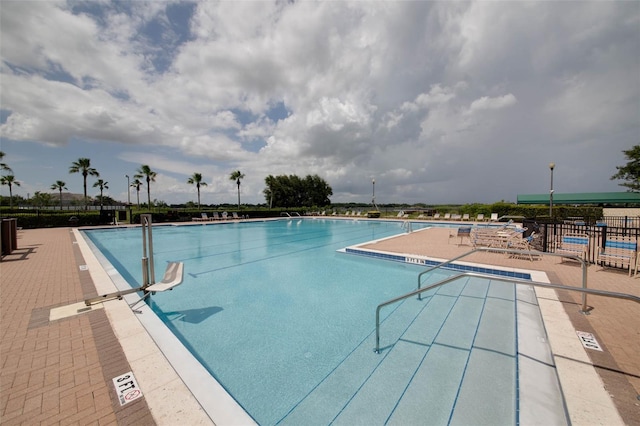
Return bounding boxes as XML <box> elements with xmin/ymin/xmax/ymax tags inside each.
<box><xmin>112</xmin><ymin>371</ymin><xmax>143</xmax><ymax>406</ymax></box>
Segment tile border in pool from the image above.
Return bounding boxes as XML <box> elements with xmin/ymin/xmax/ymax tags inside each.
<box><xmin>343</xmin><ymin>247</ymin><xmax>534</xmax><ymax>280</ymax></box>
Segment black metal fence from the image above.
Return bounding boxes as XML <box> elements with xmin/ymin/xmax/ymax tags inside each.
<box><xmin>534</xmin><ymin>221</ymin><xmax>639</xmax><ymax>272</ymax></box>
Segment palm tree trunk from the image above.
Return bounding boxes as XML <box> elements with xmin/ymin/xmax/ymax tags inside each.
<box><xmin>59</xmin><ymin>189</ymin><xmax>63</xmax><ymax>210</ymax></box>
<box><xmin>146</xmin><ymin>179</ymin><xmax>151</xmax><ymax>208</ymax></box>
<box><xmin>83</xmin><ymin>176</ymin><xmax>88</xmax><ymax>210</ymax></box>
<box><xmin>237</xmin><ymin>181</ymin><xmax>241</xmax><ymax>210</ymax></box>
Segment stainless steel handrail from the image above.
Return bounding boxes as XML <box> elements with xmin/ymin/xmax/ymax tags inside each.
<box><xmin>374</xmin><ymin>271</ymin><xmax>640</xmax><ymax>353</ymax></box>
<box><xmin>417</xmin><ymin>248</ymin><xmax>588</xmax><ymax>311</ymax></box>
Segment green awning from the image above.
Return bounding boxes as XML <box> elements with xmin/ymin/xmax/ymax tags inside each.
<box><xmin>517</xmin><ymin>192</ymin><xmax>640</xmax><ymax>205</ymax></box>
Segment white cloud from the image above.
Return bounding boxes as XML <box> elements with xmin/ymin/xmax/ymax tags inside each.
<box><xmin>467</xmin><ymin>94</ymin><xmax>517</xmax><ymax>114</ymax></box>
<box><xmin>1</xmin><ymin>1</ymin><xmax>638</xmax><ymax>205</ymax></box>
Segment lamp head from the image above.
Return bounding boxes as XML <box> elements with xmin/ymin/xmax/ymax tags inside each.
<box><xmin>549</xmin><ymin>162</ymin><xmax>555</xmax><ymax>170</ymax></box>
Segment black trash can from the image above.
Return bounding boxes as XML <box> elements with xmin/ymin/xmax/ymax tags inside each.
<box><xmin>69</xmin><ymin>216</ymin><xmax>79</xmax><ymax>227</ymax></box>
<box><xmin>1</xmin><ymin>219</ymin><xmax>18</xmax><ymax>255</ymax></box>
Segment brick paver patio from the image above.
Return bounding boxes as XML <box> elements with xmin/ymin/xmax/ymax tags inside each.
<box><xmin>1</xmin><ymin>228</ymin><xmax>153</xmax><ymax>425</ymax></box>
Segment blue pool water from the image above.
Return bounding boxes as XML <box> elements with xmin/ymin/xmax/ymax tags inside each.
<box><xmin>83</xmin><ymin>219</ymin><xmax>564</xmax><ymax>425</ymax></box>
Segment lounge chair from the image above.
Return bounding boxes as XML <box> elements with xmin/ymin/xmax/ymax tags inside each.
<box><xmin>444</xmin><ymin>213</ymin><xmax>451</xmax><ymax>220</ymax></box>
<box><xmin>193</xmin><ymin>212</ymin><xmax>213</xmax><ymax>222</ymax></box>
<box><xmin>476</xmin><ymin>214</ymin><xmax>485</xmax><ymax>222</ymax></box>
<box><xmin>490</xmin><ymin>213</ymin><xmax>499</xmax><ymax>222</ymax></box>
<box><xmin>433</xmin><ymin>213</ymin><xmax>441</xmax><ymax>220</ymax></box>
<box><xmin>232</xmin><ymin>212</ymin><xmax>240</xmax><ymax>219</ymax></box>
<box><xmin>507</xmin><ymin>233</ymin><xmax>539</xmax><ymax>261</ymax></box>
<box><xmin>211</xmin><ymin>211</ymin><xmax>221</xmax><ymax>220</ymax></box>
<box><xmin>462</xmin><ymin>214</ymin><xmax>470</xmax><ymax>221</ymax></box>
<box><xmin>396</xmin><ymin>211</ymin><xmax>404</xmax><ymax>218</ymax></box>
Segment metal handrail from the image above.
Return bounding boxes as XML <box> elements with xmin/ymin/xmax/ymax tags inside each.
<box><xmin>374</xmin><ymin>271</ymin><xmax>640</xmax><ymax>353</ymax></box>
<box><xmin>417</xmin><ymin>247</ymin><xmax>588</xmax><ymax>310</ymax></box>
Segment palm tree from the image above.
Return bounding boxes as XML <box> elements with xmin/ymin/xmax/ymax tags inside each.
<box><xmin>0</xmin><ymin>151</ymin><xmax>12</xmax><ymax>173</ymax></box>
<box><xmin>187</xmin><ymin>173</ymin><xmax>208</xmax><ymax>210</ymax></box>
<box><xmin>69</xmin><ymin>158</ymin><xmax>99</xmax><ymax>210</ymax></box>
<box><xmin>134</xmin><ymin>165</ymin><xmax>157</xmax><ymax>208</ymax></box>
<box><xmin>93</xmin><ymin>179</ymin><xmax>109</xmax><ymax>208</ymax></box>
<box><xmin>229</xmin><ymin>170</ymin><xmax>245</xmax><ymax>210</ymax></box>
<box><xmin>50</xmin><ymin>180</ymin><xmax>68</xmax><ymax>210</ymax></box>
<box><xmin>131</xmin><ymin>178</ymin><xmax>143</xmax><ymax>207</ymax></box>
<box><xmin>0</xmin><ymin>175</ymin><xmax>21</xmax><ymax>208</ymax></box>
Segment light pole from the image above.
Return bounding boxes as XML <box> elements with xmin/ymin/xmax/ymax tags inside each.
<box><xmin>126</xmin><ymin>175</ymin><xmax>131</xmax><ymax>224</ymax></box>
<box><xmin>372</xmin><ymin>178</ymin><xmax>378</xmax><ymax>210</ymax></box>
<box><xmin>125</xmin><ymin>175</ymin><xmax>131</xmax><ymax>205</ymax></box>
<box><xmin>549</xmin><ymin>163</ymin><xmax>555</xmax><ymax>219</ymax></box>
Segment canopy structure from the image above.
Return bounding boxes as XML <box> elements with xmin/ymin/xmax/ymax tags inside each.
<box><xmin>517</xmin><ymin>192</ymin><xmax>640</xmax><ymax>206</ymax></box>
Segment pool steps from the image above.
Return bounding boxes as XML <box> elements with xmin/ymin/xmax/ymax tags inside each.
<box><xmin>278</xmin><ymin>277</ymin><xmax>568</xmax><ymax>425</ymax></box>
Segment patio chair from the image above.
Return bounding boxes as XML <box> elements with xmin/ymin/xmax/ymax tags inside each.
<box><xmin>556</xmin><ymin>233</ymin><xmax>589</xmax><ymax>263</ymax></box>
<box><xmin>453</xmin><ymin>227</ymin><xmax>472</xmax><ymax>245</ymax></box>
<box><xmin>597</xmin><ymin>236</ymin><xmax>637</xmax><ymax>276</ymax></box>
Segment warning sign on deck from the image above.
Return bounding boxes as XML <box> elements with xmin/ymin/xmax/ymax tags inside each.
<box><xmin>576</xmin><ymin>331</ymin><xmax>603</xmax><ymax>351</ymax></box>
<box><xmin>112</xmin><ymin>371</ymin><xmax>143</xmax><ymax>406</ymax></box>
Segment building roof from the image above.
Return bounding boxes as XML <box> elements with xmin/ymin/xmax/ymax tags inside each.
<box><xmin>517</xmin><ymin>192</ymin><xmax>640</xmax><ymax>205</ymax></box>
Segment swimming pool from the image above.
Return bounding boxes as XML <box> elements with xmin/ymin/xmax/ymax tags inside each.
<box><xmin>83</xmin><ymin>218</ymin><xmax>567</xmax><ymax>425</ymax></box>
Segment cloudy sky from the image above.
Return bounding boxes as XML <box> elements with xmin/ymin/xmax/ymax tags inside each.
<box><xmin>1</xmin><ymin>1</ymin><xmax>638</xmax><ymax>206</ymax></box>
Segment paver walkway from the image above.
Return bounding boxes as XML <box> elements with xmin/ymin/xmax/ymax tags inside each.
<box><xmin>2</xmin><ymin>224</ymin><xmax>639</xmax><ymax>425</ymax></box>
<box><xmin>1</xmin><ymin>228</ymin><xmax>154</xmax><ymax>425</ymax></box>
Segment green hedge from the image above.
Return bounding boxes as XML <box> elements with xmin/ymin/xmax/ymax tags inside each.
<box><xmin>1</xmin><ymin>204</ymin><xmax>605</xmax><ymax>228</ymax></box>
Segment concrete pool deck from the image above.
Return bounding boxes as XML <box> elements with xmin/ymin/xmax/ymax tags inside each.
<box><xmin>1</xmin><ymin>222</ymin><xmax>639</xmax><ymax>425</ymax></box>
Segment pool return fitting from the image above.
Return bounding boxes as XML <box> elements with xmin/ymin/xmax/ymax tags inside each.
<box><xmin>84</xmin><ymin>214</ymin><xmax>184</xmax><ymax>310</ymax></box>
